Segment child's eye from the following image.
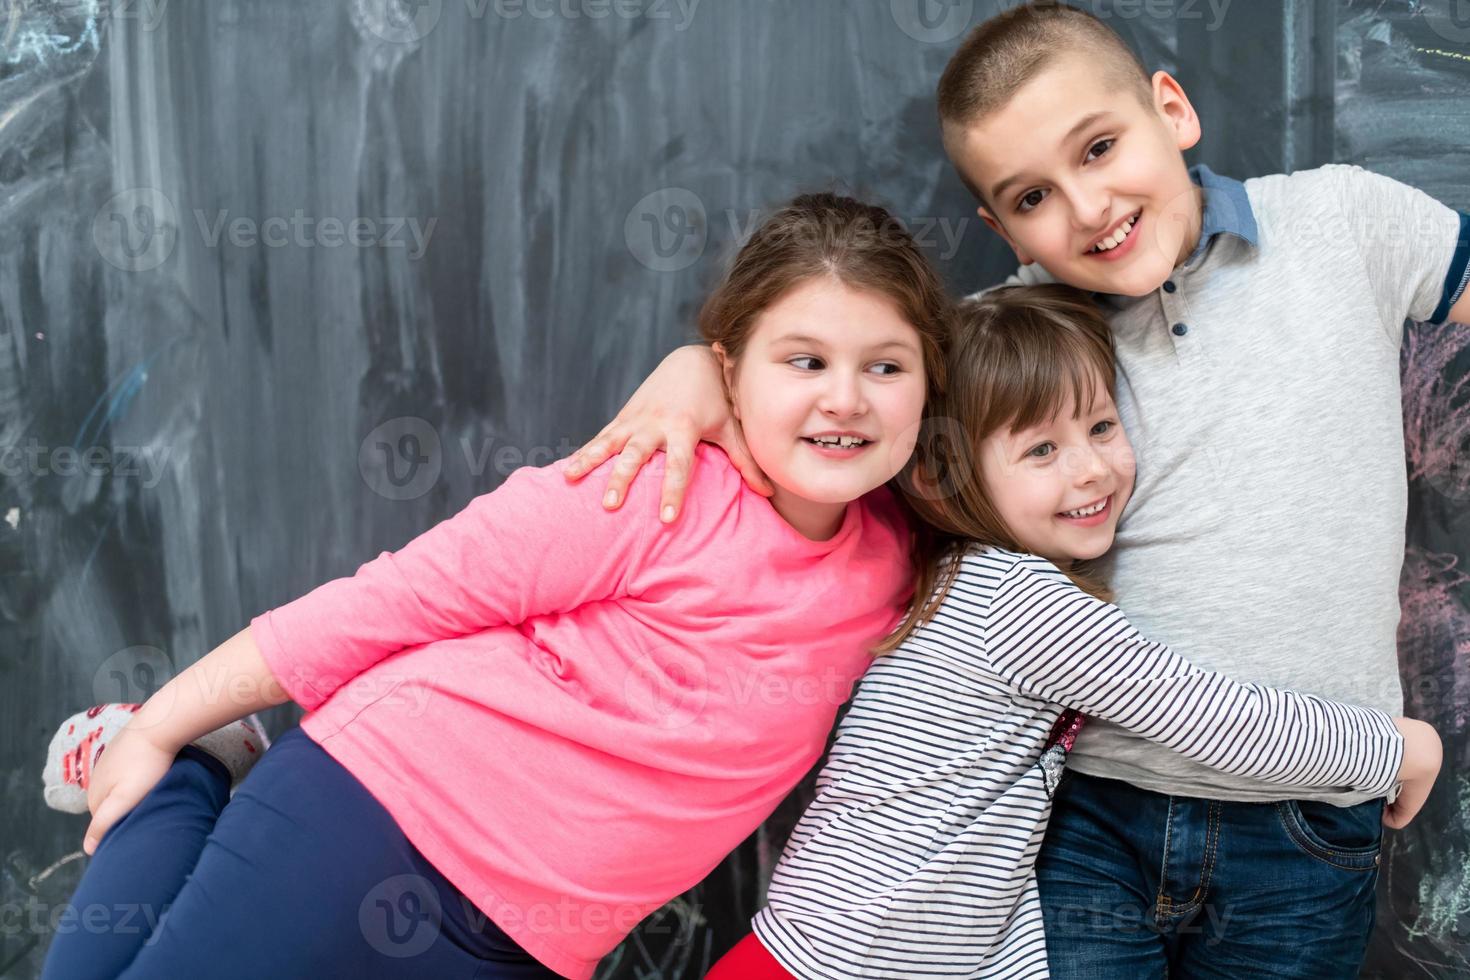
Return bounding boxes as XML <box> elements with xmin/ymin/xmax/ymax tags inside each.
<box><xmin>1091</xmin><ymin>419</ymin><xmax>1115</xmax><ymax>436</ymax></box>
<box><xmin>1085</xmin><ymin>138</ymin><xmax>1115</xmax><ymax>163</ymax></box>
<box><xmin>788</xmin><ymin>356</ymin><xmax>824</xmax><ymax>370</ymax></box>
<box><xmin>1028</xmin><ymin>442</ymin><xmax>1055</xmax><ymax>459</ymax></box>
<box><xmin>869</xmin><ymin>362</ymin><xmax>902</xmax><ymax>376</ymax></box>
<box><xmin>1017</xmin><ymin>188</ymin><xmax>1047</xmax><ymax>213</ymax></box>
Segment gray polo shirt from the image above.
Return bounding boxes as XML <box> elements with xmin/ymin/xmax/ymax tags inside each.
<box><xmin>983</xmin><ymin>163</ymin><xmax>1470</xmax><ymax>804</ymax></box>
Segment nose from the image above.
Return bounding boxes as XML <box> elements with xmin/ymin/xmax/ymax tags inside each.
<box><xmin>1063</xmin><ymin>178</ymin><xmax>1110</xmax><ymax>237</ymax></box>
<box><xmin>818</xmin><ymin>370</ymin><xmax>867</xmax><ymax>419</ymax></box>
<box><xmin>1066</xmin><ymin>442</ymin><xmax>1111</xmax><ymax>484</ymax></box>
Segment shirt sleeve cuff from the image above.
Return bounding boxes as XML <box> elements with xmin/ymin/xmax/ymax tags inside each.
<box><xmin>1429</xmin><ymin>210</ymin><xmax>1470</xmax><ymax>325</ymax></box>
<box><xmin>249</xmin><ymin>612</ymin><xmax>330</xmax><ymax>712</ymax></box>
<box><xmin>1364</xmin><ymin>707</ymin><xmax>1406</xmax><ymax>800</ymax></box>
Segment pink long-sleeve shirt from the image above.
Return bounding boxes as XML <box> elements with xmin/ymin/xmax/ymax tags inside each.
<box><xmin>249</xmin><ymin>444</ymin><xmax>912</xmax><ymax>978</ymax></box>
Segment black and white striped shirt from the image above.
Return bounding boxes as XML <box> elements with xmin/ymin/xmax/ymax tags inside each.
<box><xmin>751</xmin><ymin>547</ymin><xmax>1405</xmax><ymax>979</ymax></box>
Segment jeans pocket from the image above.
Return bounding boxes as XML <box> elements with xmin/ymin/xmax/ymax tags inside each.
<box><xmin>1275</xmin><ymin>798</ymin><xmax>1383</xmax><ymax>872</ymax></box>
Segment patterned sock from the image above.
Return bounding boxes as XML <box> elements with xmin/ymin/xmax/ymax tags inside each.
<box><xmin>43</xmin><ymin>703</ymin><xmax>269</xmax><ymax>814</ymax></box>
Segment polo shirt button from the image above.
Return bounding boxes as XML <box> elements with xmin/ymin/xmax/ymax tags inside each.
<box><xmin>1163</xmin><ymin>280</ymin><xmax>1177</xmax><ymax>293</ymax></box>
<box><xmin>1172</xmin><ymin>322</ymin><xmax>1188</xmax><ymax>336</ymax></box>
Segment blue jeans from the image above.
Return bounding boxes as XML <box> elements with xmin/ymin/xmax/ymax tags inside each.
<box><xmin>41</xmin><ymin>725</ymin><xmax>558</xmax><ymax>979</ymax></box>
<box><xmin>1036</xmin><ymin>770</ymin><xmax>1383</xmax><ymax>979</ymax></box>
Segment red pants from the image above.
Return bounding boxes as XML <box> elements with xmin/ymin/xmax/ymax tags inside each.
<box><xmin>706</xmin><ymin>932</ymin><xmax>795</xmax><ymax>978</ymax></box>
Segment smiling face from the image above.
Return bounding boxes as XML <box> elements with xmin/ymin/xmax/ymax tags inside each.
<box><xmin>720</xmin><ymin>276</ymin><xmax>928</xmax><ymax>541</ymax></box>
<box><xmin>977</xmin><ymin>371</ymin><xmax>1136</xmax><ymax>565</ymax></box>
<box><xmin>949</xmin><ymin>52</ymin><xmax>1204</xmax><ymax>298</ymax></box>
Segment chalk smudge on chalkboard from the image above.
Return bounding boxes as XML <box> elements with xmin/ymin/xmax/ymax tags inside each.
<box><xmin>595</xmin><ymin>894</ymin><xmax>711</xmax><ymax>980</ymax></box>
<box><xmin>1399</xmin><ymin>546</ymin><xmax>1470</xmax><ymax>732</ymax></box>
<box><xmin>2</xmin><ymin>0</ymin><xmax>100</xmax><ymax>68</ymax></box>
<box><xmin>1401</xmin><ymin>773</ymin><xmax>1470</xmax><ymax>971</ymax></box>
<box><xmin>1403</xmin><ymin>323</ymin><xmax>1470</xmax><ymax>504</ymax></box>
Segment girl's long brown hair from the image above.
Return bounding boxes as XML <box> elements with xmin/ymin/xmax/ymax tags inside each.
<box><xmin>697</xmin><ymin>192</ymin><xmax>955</xmax><ymax>624</ymax></box>
<box><xmin>877</xmin><ymin>283</ymin><xmax>1120</xmax><ymax>653</ymax></box>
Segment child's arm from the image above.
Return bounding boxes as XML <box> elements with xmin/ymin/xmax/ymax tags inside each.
<box><xmin>82</xmin><ymin>626</ymin><xmax>288</xmax><ymax>853</ymax></box>
<box><xmin>983</xmin><ymin>555</ymin><xmax>1411</xmax><ymax>798</ymax></box>
<box><xmin>1453</xmin><ymin>291</ymin><xmax>1470</xmax><ymax>326</ymax></box>
<box><xmin>1322</xmin><ymin>164</ymin><xmax>1470</xmax><ymax>334</ymax></box>
<box><xmin>81</xmin><ymin>463</ymin><xmax>659</xmax><ymax>849</ymax></box>
<box><xmin>248</xmin><ymin>456</ymin><xmax>656</xmax><ymax>712</ymax></box>
<box><xmin>563</xmin><ymin>344</ymin><xmax>773</xmax><ymax>519</ymax></box>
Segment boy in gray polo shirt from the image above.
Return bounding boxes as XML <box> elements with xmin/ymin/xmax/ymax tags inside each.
<box><xmin>565</xmin><ymin>3</ymin><xmax>1469</xmax><ymax>975</ymax></box>
<box><xmin>930</xmin><ymin>4</ymin><xmax>1465</xmax><ymax>974</ymax></box>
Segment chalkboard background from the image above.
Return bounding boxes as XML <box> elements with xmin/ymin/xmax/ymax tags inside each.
<box><xmin>2</xmin><ymin>1</ymin><xmax>1467</xmax><ymax>976</ymax></box>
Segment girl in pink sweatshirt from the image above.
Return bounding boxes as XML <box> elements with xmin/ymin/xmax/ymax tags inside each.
<box><xmin>39</xmin><ymin>193</ymin><xmax>949</xmax><ymax>980</ymax></box>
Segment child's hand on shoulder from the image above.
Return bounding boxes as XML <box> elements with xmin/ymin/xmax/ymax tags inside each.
<box><xmin>563</xmin><ymin>345</ymin><xmax>774</xmax><ymax>522</ymax></box>
<box><xmin>1386</xmin><ymin>717</ymin><xmax>1443</xmax><ymax>829</ymax></box>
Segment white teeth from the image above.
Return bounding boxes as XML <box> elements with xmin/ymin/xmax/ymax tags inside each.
<box><xmin>1090</xmin><ymin>214</ymin><xmax>1137</xmax><ymax>253</ymax></box>
<box><xmin>809</xmin><ymin>435</ymin><xmax>866</xmax><ymax>448</ymax></box>
<box><xmin>1061</xmin><ymin>497</ymin><xmax>1107</xmax><ymax>519</ymax></box>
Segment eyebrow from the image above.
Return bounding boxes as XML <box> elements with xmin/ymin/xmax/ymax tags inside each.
<box><xmin>1009</xmin><ymin>397</ymin><xmax>1113</xmax><ymax>443</ymax></box>
<box><xmin>987</xmin><ymin>110</ymin><xmax>1114</xmax><ymax>204</ymax></box>
<box><xmin>772</xmin><ymin>333</ymin><xmax>920</xmax><ymax>355</ymax></box>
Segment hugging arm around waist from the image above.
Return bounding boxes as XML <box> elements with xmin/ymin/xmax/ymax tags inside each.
<box><xmin>982</xmin><ymin>556</ymin><xmax>1404</xmax><ymax>797</ymax></box>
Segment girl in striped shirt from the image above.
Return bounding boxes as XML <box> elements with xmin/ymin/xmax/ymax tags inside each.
<box><xmin>579</xmin><ymin>284</ymin><xmax>1442</xmax><ymax>979</ymax></box>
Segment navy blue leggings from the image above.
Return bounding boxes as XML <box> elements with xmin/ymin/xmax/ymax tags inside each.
<box><xmin>41</xmin><ymin>725</ymin><xmax>560</xmax><ymax>979</ymax></box>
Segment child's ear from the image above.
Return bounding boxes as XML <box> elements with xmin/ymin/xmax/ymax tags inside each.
<box><xmin>908</xmin><ymin>457</ymin><xmax>942</xmax><ymax>500</ymax></box>
<box><xmin>1150</xmin><ymin>70</ymin><xmax>1201</xmax><ymax>153</ymax></box>
<box><xmin>712</xmin><ymin>342</ymin><xmax>741</xmax><ymax>421</ymax></box>
<box><xmin>977</xmin><ymin>206</ymin><xmax>1035</xmax><ymax>266</ymax></box>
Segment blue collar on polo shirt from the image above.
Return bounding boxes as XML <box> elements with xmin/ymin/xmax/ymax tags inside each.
<box><xmin>1182</xmin><ymin>162</ymin><xmax>1259</xmax><ymax>265</ymax></box>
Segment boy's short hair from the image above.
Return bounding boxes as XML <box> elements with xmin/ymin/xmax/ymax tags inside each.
<box><xmin>937</xmin><ymin>2</ymin><xmax>1154</xmax><ymax>201</ymax></box>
